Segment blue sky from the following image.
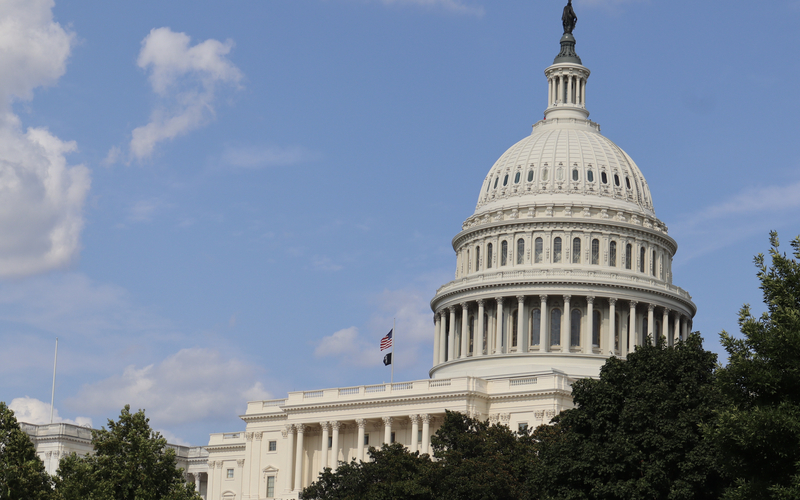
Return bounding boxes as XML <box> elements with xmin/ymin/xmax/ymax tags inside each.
<box><xmin>1</xmin><ymin>0</ymin><xmax>799</xmax><ymax>445</ymax></box>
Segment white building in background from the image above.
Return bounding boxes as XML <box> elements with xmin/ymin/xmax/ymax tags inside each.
<box><xmin>202</xmin><ymin>12</ymin><xmax>696</xmax><ymax>500</ymax></box>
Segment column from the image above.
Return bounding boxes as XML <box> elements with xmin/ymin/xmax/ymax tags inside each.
<box><xmin>663</xmin><ymin>308</ymin><xmax>671</xmax><ymax>347</ymax></box>
<box><xmin>383</xmin><ymin>417</ymin><xmax>393</xmax><ymax>445</ymax></box>
<box><xmin>410</xmin><ymin>415</ymin><xmax>420</xmax><ymax>451</ymax></box>
<box><xmin>628</xmin><ymin>301</ymin><xmax>637</xmax><ymax>353</ymax></box>
<box><xmin>320</xmin><ymin>422</ymin><xmax>329</xmax><ymax>471</ymax></box>
<box><xmin>563</xmin><ymin>295</ymin><xmax>572</xmax><ymax>349</ymax></box>
<box><xmin>517</xmin><ymin>296</ymin><xmax>526</xmax><ymax>352</ymax></box>
<box><xmin>584</xmin><ymin>296</ymin><xmax>594</xmax><ymax>354</ymax></box>
<box><xmin>581</xmin><ymin>79</ymin><xmax>586</xmax><ymax>106</ymax></box>
<box><xmin>421</xmin><ymin>414</ymin><xmax>431</xmax><ymax>455</ymax></box>
<box><xmin>648</xmin><ymin>304</ymin><xmax>656</xmax><ymax>346</ymax></box>
<box><xmin>253</xmin><ymin>432</ymin><xmax>263</xmax><ymax>496</ymax></box>
<box><xmin>294</xmin><ymin>424</ymin><xmax>305</xmax><ymax>491</ymax></box>
<box><xmin>476</xmin><ymin>300</ymin><xmax>485</xmax><ymax>357</ymax></box>
<box><xmin>681</xmin><ymin>317</ymin><xmax>687</xmax><ymax>341</ymax></box>
<box><xmin>557</xmin><ymin>75</ymin><xmax>563</xmax><ymax>103</ymax></box>
<box><xmin>673</xmin><ymin>312</ymin><xmax>680</xmax><ymax>345</ymax></box>
<box><xmin>433</xmin><ymin>313</ymin><xmax>441</xmax><ymax>366</ymax></box>
<box><xmin>540</xmin><ymin>295</ymin><xmax>549</xmax><ymax>352</ymax></box>
<box><xmin>356</xmin><ymin>419</ymin><xmax>366</xmax><ymax>462</ymax></box>
<box><xmin>548</xmin><ymin>77</ymin><xmax>552</xmax><ymax>105</ymax></box>
<box><xmin>438</xmin><ymin>310</ymin><xmax>448</xmax><ymax>364</ymax></box>
<box><xmin>242</xmin><ymin>433</ymin><xmax>253</xmax><ymax>498</ymax></box>
<box><xmin>194</xmin><ymin>473</ymin><xmax>201</xmax><ymax>496</ymax></box>
<box><xmin>284</xmin><ymin>425</ymin><xmax>295</xmax><ymax>492</ymax></box>
<box><xmin>330</xmin><ymin>421</ymin><xmax>340</xmax><ymax>471</ymax></box>
<box><xmin>609</xmin><ymin>298</ymin><xmax>617</xmax><ymax>355</ymax></box>
<box><xmin>495</xmin><ymin>297</ymin><xmax>504</xmax><ymax>354</ymax></box>
<box><xmin>460</xmin><ymin>303</ymin><xmax>469</xmax><ymax>359</ymax></box>
<box><xmin>567</xmin><ymin>75</ymin><xmax>573</xmax><ymax>104</ymax></box>
<box><xmin>447</xmin><ymin>308</ymin><xmax>456</xmax><ymax>361</ymax></box>
<box><xmin>215</xmin><ymin>462</ymin><xmax>223</xmax><ymax>500</ymax></box>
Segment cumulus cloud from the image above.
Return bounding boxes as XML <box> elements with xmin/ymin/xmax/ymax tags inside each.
<box><xmin>9</xmin><ymin>396</ymin><xmax>92</xmax><ymax>428</ymax></box>
<box><xmin>69</xmin><ymin>348</ymin><xmax>271</xmax><ymax>426</ymax></box>
<box><xmin>0</xmin><ymin>0</ymin><xmax>90</xmax><ymax>277</ymax></box>
<box><xmin>378</xmin><ymin>0</ymin><xmax>484</xmax><ymax>16</ymax></box>
<box><xmin>127</xmin><ymin>28</ymin><xmax>243</xmax><ymax>160</ymax></box>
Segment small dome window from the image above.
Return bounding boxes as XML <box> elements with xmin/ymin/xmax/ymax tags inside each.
<box><xmin>587</xmin><ymin>170</ymin><xmax>594</xmax><ymax>182</ymax></box>
<box><xmin>542</xmin><ymin>168</ymin><xmax>549</xmax><ymax>181</ymax></box>
<box><xmin>625</xmin><ymin>177</ymin><xmax>632</xmax><ymax>189</ymax></box>
<box><xmin>493</xmin><ymin>177</ymin><xmax>499</xmax><ymax>189</ymax></box>
<box><xmin>527</xmin><ymin>170</ymin><xmax>534</xmax><ymax>182</ymax></box>
<box><xmin>486</xmin><ymin>179</ymin><xmax>491</xmax><ymax>192</ymax></box>
<box><xmin>514</xmin><ymin>172</ymin><xmax>521</xmax><ymax>184</ymax></box>
<box><xmin>601</xmin><ymin>172</ymin><xmax>608</xmax><ymax>184</ymax></box>
<box><xmin>556</xmin><ymin>168</ymin><xmax>564</xmax><ymax>181</ymax></box>
<box><xmin>572</xmin><ymin>169</ymin><xmax>579</xmax><ymax>181</ymax></box>
<box><xmin>503</xmin><ymin>174</ymin><xmax>509</xmax><ymax>186</ymax></box>
<box><xmin>614</xmin><ymin>174</ymin><xmax>620</xmax><ymax>187</ymax></box>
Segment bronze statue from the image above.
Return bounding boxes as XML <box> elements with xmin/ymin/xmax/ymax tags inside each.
<box><xmin>562</xmin><ymin>0</ymin><xmax>577</xmax><ymax>34</ymax></box>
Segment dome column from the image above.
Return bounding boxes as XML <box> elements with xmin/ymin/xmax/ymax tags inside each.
<box><xmin>495</xmin><ymin>297</ymin><xmax>504</xmax><ymax>354</ymax></box>
<box><xmin>433</xmin><ymin>313</ymin><xmax>441</xmax><ymax>366</ymax></box>
<box><xmin>517</xmin><ymin>296</ymin><xmax>527</xmax><ymax>353</ymax></box>
<box><xmin>476</xmin><ymin>299</ymin><xmax>485</xmax><ymax>357</ymax></box>
<box><xmin>673</xmin><ymin>312</ymin><xmax>680</xmax><ymax>345</ymax></box>
<box><xmin>563</xmin><ymin>295</ymin><xmax>572</xmax><ymax>350</ymax></box>
<box><xmin>447</xmin><ymin>308</ymin><xmax>456</xmax><ymax>361</ymax></box>
<box><xmin>681</xmin><ymin>316</ymin><xmax>688</xmax><ymax>341</ymax></box>
<box><xmin>627</xmin><ymin>301</ymin><xmax>637</xmax><ymax>355</ymax></box>
<box><xmin>648</xmin><ymin>304</ymin><xmax>656</xmax><ymax>346</ymax></box>
<box><xmin>540</xmin><ymin>295</ymin><xmax>549</xmax><ymax>352</ymax></box>
<box><xmin>584</xmin><ymin>296</ymin><xmax>594</xmax><ymax>354</ymax></box>
<box><xmin>460</xmin><ymin>303</ymin><xmax>469</xmax><ymax>359</ymax></box>
<box><xmin>663</xmin><ymin>308</ymin><xmax>671</xmax><ymax>346</ymax></box>
<box><xmin>609</xmin><ymin>298</ymin><xmax>617</xmax><ymax>355</ymax></box>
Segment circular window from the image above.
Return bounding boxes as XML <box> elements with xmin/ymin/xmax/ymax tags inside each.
<box><xmin>503</xmin><ymin>174</ymin><xmax>509</xmax><ymax>186</ymax></box>
<box><xmin>587</xmin><ymin>170</ymin><xmax>594</xmax><ymax>182</ymax></box>
<box><xmin>514</xmin><ymin>172</ymin><xmax>521</xmax><ymax>184</ymax></box>
<box><xmin>625</xmin><ymin>177</ymin><xmax>631</xmax><ymax>189</ymax></box>
<box><xmin>572</xmin><ymin>169</ymin><xmax>579</xmax><ymax>181</ymax></box>
<box><xmin>527</xmin><ymin>170</ymin><xmax>534</xmax><ymax>182</ymax></box>
<box><xmin>601</xmin><ymin>172</ymin><xmax>607</xmax><ymax>184</ymax></box>
<box><xmin>493</xmin><ymin>177</ymin><xmax>499</xmax><ymax>189</ymax></box>
<box><xmin>614</xmin><ymin>174</ymin><xmax>620</xmax><ymax>187</ymax></box>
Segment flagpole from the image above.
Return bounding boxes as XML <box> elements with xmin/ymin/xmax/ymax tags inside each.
<box><xmin>391</xmin><ymin>318</ymin><xmax>395</xmax><ymax>384</ymax></box>
<box><xmin>50</xmin><ymin>337</ymin><xmax>58</xmax><ymax>424</ymax></box>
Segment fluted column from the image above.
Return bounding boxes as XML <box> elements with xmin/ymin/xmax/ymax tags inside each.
<box><xmin>673</xmin><ymin>312</ymin><xmax>680</xmax><ymax>345</ymax></box>
<box><xmin>609</xmin><ymin>298</ymin><xmax>617</xmax><ymax>354</ymax></box>
<box><xmin>194</xmin><ymin>473</ymin><xmax>201</xmax><ymax>496</ymax></box>
<box><xmin>563</xmin><ymin>295</ymin><xmax>572</xmax><ymax>349</ymax></box>
<box><xmin>460</xmin><ymin>303</ymin><xmax>469</xmax><ymax>359</ymax></box>
<box><xmin>663</xmin><ymin>308</ymin><xmax>671</xmax><ymax>347</ymax></box>
<box><xmin>438</xmin><ymin>310</ymin><xmax>448</xmax><ymax>363</ymax></box>
<box><xmin>410</xmin><ymin>415</ymin><xmax>420</xmax><ymax>451</ymax></box>
<box><xmin>585</xmin><ymin>296</ymin><xmax>594</xmax><ymax>354</ymax></box>
<box><xmin>567</xmin><ymin>75</ymin><xmax>573</xmax><ymax>104</ymax></box>
<box><xmin>330</xmin><ymin>421</ymin><xmax>340</xmax><ymax>471</ymax></box>
<box><xmin>447</xmin><ymin>308</ymin><xmax>456</xmax><ymax>361</ymax></box>
<box><xmin>242</xmin><ymin>432</ymin><xmax>253</xmax><ymax>498</ymax></box>
<box><xmin>495</xmin><ymin>297</ymin><xmax>504</xmax><ymax>354</ymax></box>
<box><xmin>540</xmin><ymin>295</ymin><xmax>549</xmax><ymax>352</ymax></box>
<box><xmin>320</xmin><ymin>422</ymin><xmax>329</xmax><ymax>471</ymax></box>
<box><xmin>205</xmin><ymin>466</ymin><xmax>214</xmax><ymax>500</ymax></box>
<box><xmin>383</xmin><ymin>416</ymin><xmax>393</xmax><ymax>445</ymax></box>
<box><xmin>517</xmin><ymin>296</ymin><xmax>526</xmax><ymax>352</ymax></box>
<box><xmin>681</xmin><ymin>317</ymin><xmax>687</xmax><ymax>341</ymax></box>
<box><xmin>254</xmin><ymin>432</ymin><xmax>263</xmax><ymax>496</ymax></box>
<box><xmin>433</xmin><ymin>313</ymin><xmax>441</xmax><ymax>366</ymax></box>
<box><xmin>294</xmin><ymin>424</ymin><xmax>305</xmax><ymax>491</ymax></box>
<box><xmin>356</xmin><ymin>419</ymin><xmax>366</xmax><ymax>462</ymax></box>
<box><xmin>628</xmin><ymin>301</ymin><xmax>637</xmax><ymax>353</ymax></box>
<box><xmin>476</xmin><ymin>300</ymin><xmax>485</xmax><ymax>357</ymax></box>
<box><xmin>421</xmin><ymin>414</ymin><xmax>431</xmax><ymax>454</ymax></box>
<box><xmin>648</xmin><ymin>304</ymin><xmax>656</xmax><ymax>346</ymax></box>
<box><xmin>284</xmin><ymin>425</ymin><xmax>295</xmax><ymax>493</ymax></box>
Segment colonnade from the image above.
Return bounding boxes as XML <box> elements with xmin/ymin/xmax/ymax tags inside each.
<box><xmin>433</xmin><ymin>294</ymin><xmax>692</xmax><ymax>365</ymax></box>
<box><xmin>548</xmin><ymin>72</ymin><xmax>586</xmax><ymax>107</ymax></box>
<box><xmin>283</xmin><ymin>414</ymin><xmax>435</xmax><ymax>493</ymax></box>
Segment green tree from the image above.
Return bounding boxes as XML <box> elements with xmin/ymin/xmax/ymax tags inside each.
<box><xmin>55</xmin><ymin>405</ymin><xmax>200</xmax><ymax>500</ymax></box>
<box><xmin>711</xmin><ymin>232</ymin><xmax>800</xmax><ymax>499</ymax></box>
<box><xmin>0</xmin><ymin>401</ymin><xmax>54</xmax><ymax>500</ymax></box>
<box><xmin>532</xmin><ymin>335</ymin><xmax>725</xmax><ymax>500</ymax></box>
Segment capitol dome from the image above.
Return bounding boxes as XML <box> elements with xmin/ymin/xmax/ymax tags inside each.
<box><xmin>429</xmin><ymin>24</ymin><xmax>695</xmax><ymax>381</ymax></box>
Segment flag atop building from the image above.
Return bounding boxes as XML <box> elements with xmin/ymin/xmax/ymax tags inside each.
<box><xmin>380</xmin><ymin>329</ymin><xmax>393</xmax><ymax>351</ymax></box>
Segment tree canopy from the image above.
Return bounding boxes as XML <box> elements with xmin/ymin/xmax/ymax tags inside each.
<box><xmin>0</xmin><ymin>401</ymin><xmax>54</xmax><ymax>500</ymax></box>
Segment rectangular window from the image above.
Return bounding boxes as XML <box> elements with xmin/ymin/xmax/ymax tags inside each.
<box><xmin>591</xmin><ymin>239</ymin><xmax>599</xmax><ymax>265</ymax></box>
<box><xmin>227</xmin><ymin>469</ymin><xmax>234</xmax><ymax>479</ymax></box>
<box><xmin>554</xmin><ymin>238</ymin><xmax>562</xmax><ymax>263</ymax></box>
<box><xmin>518</xmin><ymin>423</ymin><xmax>528</xmax><ymax>433</ymax></box>
<box><xmin>534</xmin><ymin>237</ymin><xmax>543</xmax><ymax>263</ymax></box>
<box><xmin>268</xmin><ymin>440</ymin><xmax>277</xmax><ymax>452</ymax></box>
<box><xmin>266</xmin><ymin>476</ymin><xmax>275</xmax><ymax>497</ymax></box>
<box><xmin>364</xmin><ymin>433</ymin><xmax>370</xmax><ymax>446</ymax></box>
<box><xmin>610</xmin><ymin>241</ymin><xmax>617</xmax><ymax>267</ymax></box>
<box><xmin>390</xmin><ymin>432</ymin><xmax>396</xmax><ymax>444</ymax></box>
<box><xmin>418</xmin><ymin>430</ymin><xmax>423</xmax><ymax>443</ymax></box>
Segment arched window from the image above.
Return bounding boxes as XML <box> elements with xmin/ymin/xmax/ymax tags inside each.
<box><xmin>542</xmin><ymin>168</ymin><xmax>549</xmax><ymax>181</ymax></box>
<box><xmin>501</xmin><ymin>241</ymin><xmax>508</xmax><ymax>266</ymax></box>
<box><xmin>651</xmin><ymin>250</ymin><xmax>657</xmax><ymax>276</ymax></box>
<box><xmin>503</xmin><ymin>174</ymin><xmax>509</xmax><ymax>186</ymax></box>
<box><xmin>534</xmin><ymin>237</ymin><xmax>543</xmax><ymax>263</ymax></box>
<box><xmin>514</xmin><ymin>172</ymin><xmax>521</xmax><ymax>184</ymax></box>
<box><xmin>467</xmin><ymin>249</ymin><xmax>470</xmax><ymax>272</ymax></box>
<box><xmin>469</xmin><ymin>315</ymin><xmax>475</xmax><ymax>354</ymax></box>
<box><xmin>591</xmin><ymin>239</ymin><xmax>599</xmax><ymax>265</ymax></box>
<box><xmin>626</xmin><ymin>177</ymin><xmax>632</xmax><ymax>189</ymax></box>
<box><xmin>511</xmin><ymin>310</ymin><xmax>518</xmax><ymax>348</ymax></box>
<box><xmin>587</xmin><ymin>169</ymin><xmax>594</xmax><ymax>182</ymax></box>
<box><xmin>610</xmin><ymin>241</ymin><xmax>617</xmax><ymax>267</ymax></box>
<box><xmin>593</xmin><ymin>310</ymin><xmax>602</xmax><ymax>347</ymax></box>
<box><xmin>553</xmin><ymin>237</ymin><xmax>562</xmax><ymax>263</ymax></box>
<box><xmin>531</xmin><ymin>309</ymin><xmax>541</xmax><ymax>346</ymax></box>
<box><xmin>626</xmin><ymin>244</ymin><xmax>632</xmax><ymax>270</ymax></box>
<box><xmin>572</xmin><ymin>169</ymin><xmax>579</xmax><ymax>181</ymax></box>
<box><xmin>487</xmin><ymin>243</ymin><xmax>493</xmax><ymax>269</ymax></box>
<box><xmin>551</xmin><ymin>309</ymin><xmax>562</xmax><ymax>346</ymax></box>
<box><xmin>493</xmin><ymin>177</ymin><xmax>499</xmax><ymax>189</ymax></box>
<box><xmin>517</xmin><ymin>239</ymin><xmax>524</xmax><ymax>265</ymax></box>
<box><xmin>601</xmin><ymin>171</ymin><xmax>608</xmax><ymax>184</ymax></box>
<box><xmin>557</xmin><ymin>167</ymin><xmax>565</xmax><ymax>181</ymax></box>
<box><xmin>527</xmin><ymin>170</ymin><xmax>534</xmax><ymax>182</ymax></box>
<box><xmin>640</xmin><ymin>247</ymin><xmax>646</xmax><ymax>273</ymax></box>
<box><xmin>476</xmin><ymin>245</ymin><xmax>481</xmax><ymax>271</ymax></box>
<box><xmin>572</xmin><ymin>238</ymin><xmax>581</xmax><ymax>264</ymax></box>
<box><xmin>483</xmin><ymin>313</ymin><xmax>489</xmax><ymax>354</ymax></box>
<box><xmin>571</xmin><ymin>309</ymin><xmax>581</xmax><ymax>347</ymax></box>
<box><xmin>614</xmin><ymin>174</ymin><xmax>621</xmax><ymax>186</ymax></box>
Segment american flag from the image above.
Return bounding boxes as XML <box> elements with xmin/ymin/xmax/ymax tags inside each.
<box><xmin>380</xmin><ymin>329</ymin><xmax>393</xmax><ymax>351</ymax></box>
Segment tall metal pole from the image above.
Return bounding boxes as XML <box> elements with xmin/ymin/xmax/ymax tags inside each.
<box><xmin>391</xmin><ymin>319</ymin><xmax>395</xmax><ymax>385</ymax></box>
<box><xmin>50</xmin><ymin>338</ymin><xmax>58</xmax><ymax>424</ymax></box>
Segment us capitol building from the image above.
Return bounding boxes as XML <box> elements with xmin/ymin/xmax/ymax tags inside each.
<box><xmin>24</xmin><ymin>6</ymin><xmax>695</xmax><ymax>500</ymax></box>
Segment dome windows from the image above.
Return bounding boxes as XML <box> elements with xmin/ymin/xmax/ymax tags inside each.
<box><xmin>625</xmin><ymin>244</ymin><xmax>632</xmax><ymax>270</ymax></box>
<box><xmin>486</xmin><ymin>179</ymin><xmax>492</xmax><ymax>192</ymax></box>
<box><xmin>553</xmin><ymin>237</ymin><xmax>562</xmax><ymax>263</ymax></box>
<box><xmin>534</xmin><ymin>237</ymin><xmax>543</xmax><ymax>263</ymax></box>
<box><xmin>517</xmin><ymin>239</ymin><xmax>524</xmax><ymax>264</ymax></box>
<box><xmin>609</xmin><ymin>241</ymin><xmax>617</xmax><ymax>267</ymax></box>
<box><xmin>591</xmin><ymin>239</ymin><xmax>599</xmax><ymax>265</ymax></box>
<box><xmin>527</xmin><ymin>170</ymin><xmax>534</xmax><ymax>182</ymax></box>
<box><xmin>614</xmin><ymin>174</ymin><xmax>621</xmax><ymax>187</ymax></box>
<box><xmin>487</xmin><ymin>243</ymin><xmax>493</xmax><ymax>269</ymax></box>
<box><xmin>493</xmin><ymin>177</ymin><xmax>499</xmax><ymax>189</ymax></box>
<box><xmin>501</xmin><ymin>240</ymin><xmax>508</xmax><ymax>266</ymax></box>
<box><xmin>587</xmin><ymin>170</ymin><xmax>594</xmax><ymax>182</ymax></box>
<box><xmin>639</xmin><ymin>247</ymin><xmax>646</xmax><ymax>273</ymax></box>
<box><xmin>556</xmin><ymin>168</ymin><xmax>565</xmax><ymax>181</ymax></box>
<box><xmin>572</xmin><ymin>169</ymin><xmax>579</xmax><ymax>181</ymax></box>
<box><xmin>542</xmin><ymin>168</ymin><xmax>549</xmax><ymax>181</ymax></box>
<box><xmin>626</xmin><ymin>177</ymin><xmax>632</xmax><ymax>190</ymax></box>
<box><xmin>572</xmin><ymin>238</ymin><xmax>581</xmax><ymax>264</ymax></box>
<box><xmin>551</xmin><ymin>309</ymin><xmax>562</xmax><ymax>346</ymax></box>
<box><xmin>503</xmin><ymin>174</ymin><xmax>509</xmax><ymax>186</ymax></box>
<box><xmin>514</xmin><ymin>172</ymin><xmax>521</xmax><ymax>184</ymax></box>
<box><xmin>601</xmin><ymin>172</ymin><xmax>608</xmax><ymax>184</ymax></box>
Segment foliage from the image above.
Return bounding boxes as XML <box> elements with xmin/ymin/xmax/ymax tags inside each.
<box><xmin>55</xmin><ymin>405</ymin><xmax>200</xmax><ymax>500</ymax></box>
<box><xmin>710</xmin><ymin>231</ymin><xmax>800</xmax><ymax>499</ymax></box>
<box><xmin>532</xmin><ymin>335</ymin><xmax>725</xmax><ymax>500</ymax></box>
<box><xmin>0</xmin><ymin>401</ymin><xmax>54</xmax><ymax>500</ymax></box>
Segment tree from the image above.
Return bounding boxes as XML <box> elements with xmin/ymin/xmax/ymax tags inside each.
<box><xmin>532</xmin><ymin>335</ymin><xmax>725</xmax><ymax>499</ymax></box>
<box><xmin>710</xmin><ymin>232</ymin><xmax>800</xmax><ymax>499</ymax></box>
<box><xmin>55</xmin><ymin>405</ymin><xmax>200</xmax><ymax>500</ymax></box>
<box><xmin>0</xmin><ymin>401</ymin><xmax>54</xmax><ymax>500</ymax></box>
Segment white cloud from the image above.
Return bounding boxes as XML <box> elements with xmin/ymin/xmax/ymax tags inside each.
<box><xmin>128</xmin><ymin>198</ymin><xmax>166</xmax><ymax>223</ymax></box>
<box><xmin>314</xmin><ymin>327</ymin><xmax>378</xmax><ymax>367</ymax></box>
<box><xmin>9</xmin><ymin>396</ymin><xmax>92</xmax><ymax>428</ymax></box>
<box><xmin>220</xmin><ymin>145</ymin><xmax>318</xmax><ymax>169</ymax></box>
<box><xmin>69</xmin><ymin>348</ymin><xmax>271</xmax><ymax>426</ymax></box>
<box><xmin>128</xmin><ymin>28</ymin><xmax>243</xmax><ymax>160</ymax></box>
<box><xmin>0</xmin><ymin>0</ymin><xmax>89</xmax><ymax>277</ymax></box>
<box><xmin>378</xmin><ymin>0</ymin><xmax>484</xmax><ymax>16</ymax></box>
